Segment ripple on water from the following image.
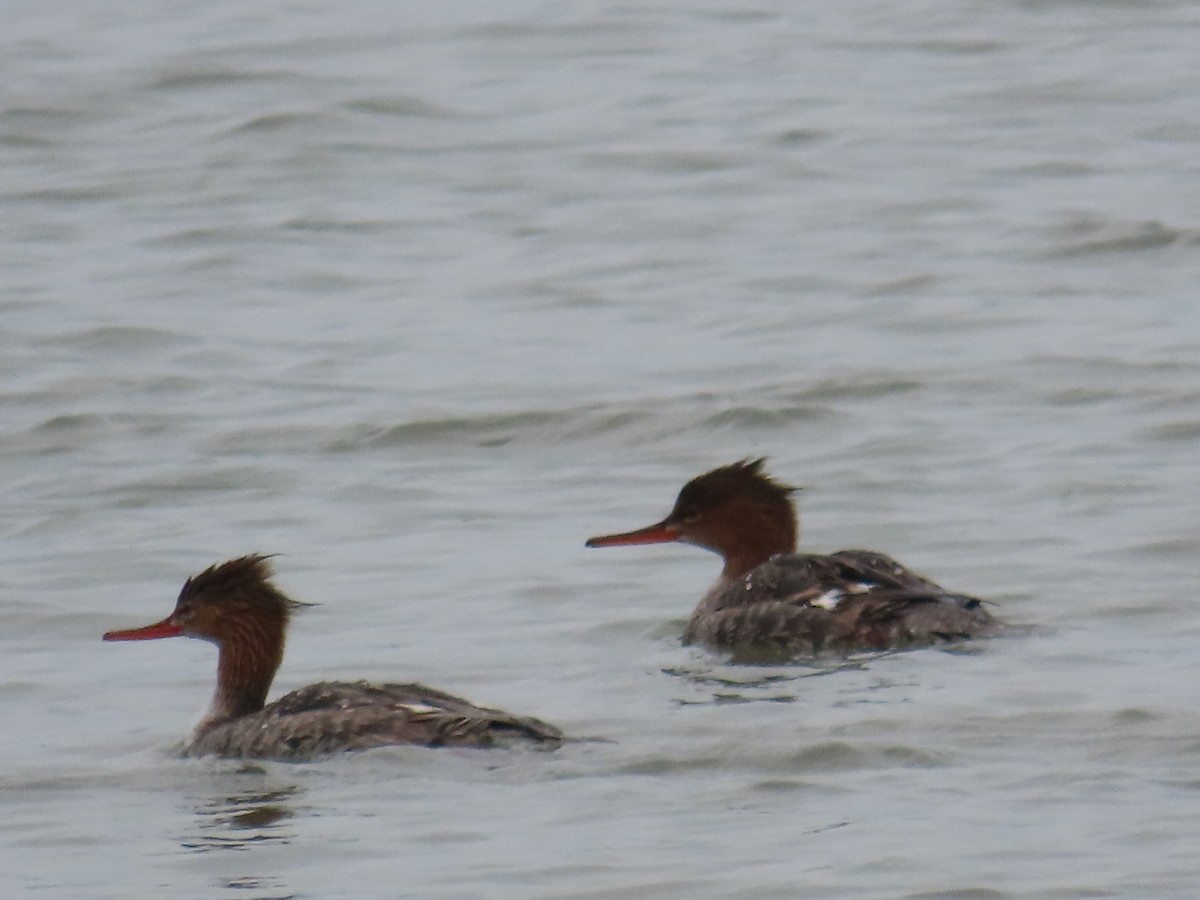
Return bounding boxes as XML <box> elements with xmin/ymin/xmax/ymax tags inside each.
<box><xmin>313</xmin><ymin>382</ymin><xmax>929</xmax><ymax>454</ymax></box>
<box><xmin>787</xmin><ymin>374</ymin><xmax>925</xmax><ymax>401</ymax></box>
<box><xmin>343</xmin><ymin>95</ymin><xmax>457</xmax><ymax>119</ymax></box>
<box><xmin>701</xmin><ymin>404</ymin><xmax>831</xmax><ymax>430</ymax></box>
<box><xmin>97</xmin><ymin>466</ymin><xmax>299</xmax><ymax>507</ymax></box>
<box><xmin>50</xmin><ymin>325</ymin><xmax>196</xmax><ymax>352</ymax></box>
<box><xmin>1041</xmin><ymin>218</ymin><xmax>1197</xmax><ymax>259</ymax></box>
<box><xmin>148</xmin><ymin>66</ymin><xmax>299</xmax><ymax>92</ymax></box>
<box><xmin>321</xmin><ymin>399</ymin><xmax>752</xmax><ymax>451</ymax></box>
<box><xmin>614</xmin><ymin>741</ymin><xmax>951</xmax><ymax>777</ymax></box>
<box><xmin>1141</xmin><ymin>420</ymin><xmax>1200</xmax><ymax>442</ymax></box>
<box><xmin>325</xmin><ymin>411</ymin><xmax>565</xmax><ymax>450</ymax></box>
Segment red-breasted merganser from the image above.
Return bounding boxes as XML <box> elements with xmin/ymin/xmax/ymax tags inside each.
<box><xmin>586</xmin><ymin>459</ymin><xmax>1001</xmax><ymax>657</ymax></box>
<box><xmin>104</xmin><ymin>555</ymin><xmax>562</xmax><ymax>760</ymax></box>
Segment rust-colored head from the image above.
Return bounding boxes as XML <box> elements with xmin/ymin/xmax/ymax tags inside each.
<box><xmin>585</xmin><ymin>458</ymin><xmax>799</xmax><ymax>577</ymax></box>
<box><xmin>103</xmin><ymin>554</ymin><xmax>305</xmax><ymax>646</ymax></box>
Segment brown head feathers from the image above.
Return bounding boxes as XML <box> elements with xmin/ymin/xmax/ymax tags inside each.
<box><xmin>177</xmin><ymin>554</ymin><xmax>310</xmax><ymax>620</ymax></box>
<box><xmin>669</xmin><ymin>458</ymin><xmax>798</xmax><ymax>522</ymax></box>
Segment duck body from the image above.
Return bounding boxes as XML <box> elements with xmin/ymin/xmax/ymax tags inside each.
<box><xmin>188</xmin><ymin>680</ymin><xmax>562</xmax><ymax>760</ymax></box>
<box><xmin>684</xmin><ymin>549</ymin><xmax>1000</xmax><ymax>657</ymax></box>
<box><xmin>587</xmin><ymin>459</ymin><xmax>1003</xmax><ymax>659</ymax></box>
<box><xmin>105</xmin><ymin>555</ymin><xmax>562</xmax><ymax>761</ymax></box>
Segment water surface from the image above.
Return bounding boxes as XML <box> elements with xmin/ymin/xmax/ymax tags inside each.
<box><xmin>3</xmin><ymin>1</ymin><xmax>1200</xmax><ymax>897</ymax></box>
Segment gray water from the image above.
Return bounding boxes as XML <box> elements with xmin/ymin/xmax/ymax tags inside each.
<box><xmin>4</xmin><ymin>0</ymin><xmax>1200</xmax><ymax>897</ymax></box>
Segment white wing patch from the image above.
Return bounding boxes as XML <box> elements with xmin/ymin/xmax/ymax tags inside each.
<box><xmin>810</xmin><ymin>588</ymin><xmax>844</xmax><ymax>610</ymax></box>
<box><xmin>399</xmin><ymin>702</ymin><xmax>443</xmax><ymax>716</ymax></box>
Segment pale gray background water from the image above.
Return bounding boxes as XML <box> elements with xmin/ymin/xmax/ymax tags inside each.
<box><xmin>3</xmin><ymin>1</ymin><xmax>1200</xmax><ymax>897</ymax></box>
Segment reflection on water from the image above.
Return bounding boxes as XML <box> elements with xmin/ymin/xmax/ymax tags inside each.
<box><xmin>178</xmin><ymin>776</ymin><xmax>300</xmax><ymax>900</ymax></box>
<box><xmin>181</xmin><ymin>783</ymin><xmax>297</xmax><ymax>854</ymax></box>
<box><xmin>219</xmin><ymin>876</ymin><xmax>294</xmax><ymax>899</ymax></box>
<box><xmin>664</xmin><ymin>653</ymin><xmax>894</xmax><ymax>705</ymax></box>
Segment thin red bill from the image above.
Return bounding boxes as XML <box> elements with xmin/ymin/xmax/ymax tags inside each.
<box><xmin>103</xmin><ymin>617</ymin><xmax>183</xmax><ymax>641</ymax></box>
<box><xmin>585</xmin><ymin>522</ymin><xmax>681</xmax><ymax>548</ymax></box>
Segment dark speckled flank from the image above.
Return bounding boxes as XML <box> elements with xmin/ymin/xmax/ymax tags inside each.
<box><xmin>587</xmin><ymin>460</ymin><xmax>1007</xmax><ymax>660</ymax></box>
<box><xmin>684</xmin><ymin>550</ymin><xmax>1002</xmax><ymax>659</ymax></box>
<box><xmin>187</xmin><ymin>680</ymin><xmax>562</xmax><ymax>761</ymax></box>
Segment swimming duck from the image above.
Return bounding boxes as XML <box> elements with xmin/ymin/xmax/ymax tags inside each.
<box><xmin>586</xmin><ymin>459</ymin><xmax>1001</xmax><ymax>658</ymax></box>
<box><xmin>104</xmin><ymin>555</ymin><xmax>562</xmax><ymax>759</ymax></box>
